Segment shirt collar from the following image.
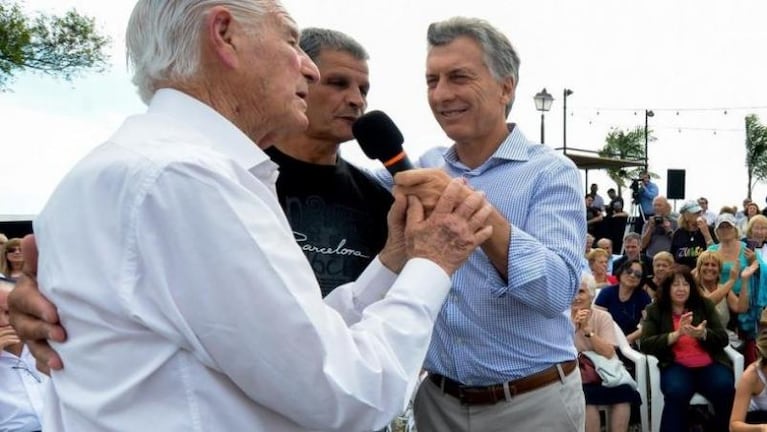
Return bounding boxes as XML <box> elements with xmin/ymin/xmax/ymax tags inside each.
<box><xmin>442</xmin><ymin>123</ymin><xmax>531</xmax><ymax>171</ymax></box>
<box><xmin>147</xmin><ymin>89</ymin><xmax>274</xmax><ymax>174</ymax></box>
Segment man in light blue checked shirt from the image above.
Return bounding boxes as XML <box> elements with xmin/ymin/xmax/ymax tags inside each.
<box><xmin>379</xmin><ymin>17</ymin><xmax>587</xmax><ymax>431</ymax></box>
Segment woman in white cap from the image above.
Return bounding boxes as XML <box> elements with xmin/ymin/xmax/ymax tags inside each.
<box><xmin>708</xmin><ymin>213</ymin><xmax>767</xmax><ymax>365</ymax></box>
<box><xmin>671</xmin><ymin>200</ymin><xmax>714</xmax><ymax>268</ymax></box>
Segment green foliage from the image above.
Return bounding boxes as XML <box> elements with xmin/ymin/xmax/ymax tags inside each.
<box><xmin>745</xmin><ymin>114</ymin><xmax>767</xmax><ymax>198</ymax></box>
<box><xmin>598</xmin><ymin>126</ymin><xmax>657</xmax><ymax>195</ymax></box>
<box><xmin>0</xmin><ymin>1</ymin><xmax>110</xmax><ymax>89</ymax></box>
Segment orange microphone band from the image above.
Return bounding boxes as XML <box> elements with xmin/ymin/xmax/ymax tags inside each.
<box><xmin>383</xmin><ymin>152</ymin><xmax>406</xmax><ymax>167</ymax></box>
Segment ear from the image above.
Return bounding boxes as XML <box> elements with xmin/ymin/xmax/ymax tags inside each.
<box><xmin>499</xmin><ymin>76</ymin><xmax>515</xmax><ymax>107</ymax></box>
<box><xmin>204</xmin><ymin>6</ymin><xmax>240</xmax><ymax>69</ymax></box>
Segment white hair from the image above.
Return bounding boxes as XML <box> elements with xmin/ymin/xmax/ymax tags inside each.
<box><xmin>126</xmin><ymin>0</ymin><xmax>277</xmax><ymax>103</ymax></box>
<box><xmin>580</xmin><ymin>273</ymin><xmax>597</xmax><ymax>297</ymax></box>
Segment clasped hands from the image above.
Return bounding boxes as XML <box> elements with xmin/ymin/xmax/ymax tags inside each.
<box><xmin>378</xmin><ymin>168</ymin><xmax>493</xmax><ymax>276</ymax></box>
<box><xmin>572</xmin><ymin>307</ymin><xmax>592</xmax><ymax>333</ymax></box>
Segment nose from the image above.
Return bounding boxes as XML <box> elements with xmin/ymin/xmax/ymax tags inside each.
<box><xmin>299</xmin><ymin>50</ymin><xmax>319</xmax><ymax>85</ymax></box>
<box><xmin>429</xmin><ymin>77</ymin><xmax>454</xmax><ymax>105</ymax></box>
<box><xmin>346</xmin><ymin>87</ymin><xmax>366</xmax><ymax>111</ymax></box>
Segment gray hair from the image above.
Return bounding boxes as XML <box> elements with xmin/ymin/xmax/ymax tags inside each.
<box><xmin>299</xmin><ymin>27</ymin><xmax>368</xmax><ymax>64</ymax></box>
<box><xmin>427</xmin><ymin>17</ymin><xmax>520</xmax><ymax>116</ymax></box>
<box><xmin>126</xmin><ymin>0</ymin><xmax>276</xmax><ymax>103</ymax></box>
<box><xmin>623</xmin><ymin>232</ymin><xmax>641</xmax><ymax>243</ymax></box>
<box><xmin>581</xmin><ymin>273</ymin><xmax>597</xmax><ymax>297</ymax></box>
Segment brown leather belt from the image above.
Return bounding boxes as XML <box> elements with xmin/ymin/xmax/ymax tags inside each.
<box><xmin>428</xmin><ymin>360</ymin><xmax>577</xmax><ymax>406</ymax></box>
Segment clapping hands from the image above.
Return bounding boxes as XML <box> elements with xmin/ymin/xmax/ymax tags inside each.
<box><xmin>678</xmin><ymin>312</ymin><xmax>707</xmax><ymax>339</ymax></box>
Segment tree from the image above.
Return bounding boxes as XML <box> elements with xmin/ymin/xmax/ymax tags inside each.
<box><xmin>745</xmin><ymin>114</ymin><xmax>767</xmax><ymax>199</ymax></box>
<box><xmin>598</xmin><ymin>126</ymin><xmax>657</xmax><ymax>196</ymax></box>
<box><xmin>0</xmin><ymin>1</ymin><xmax>110</xmax><ymax>89</ymax></box>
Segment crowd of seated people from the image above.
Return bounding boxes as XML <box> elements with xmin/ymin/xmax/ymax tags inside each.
<box><xmin>572</xmin><ymin>274</ymin><xmax>641</xmax><ymax>432</ymax></box>
<box><xmin>582</xmin><ymin>187</ymin><xmax>767</xmax><ymax>430</ymax></box>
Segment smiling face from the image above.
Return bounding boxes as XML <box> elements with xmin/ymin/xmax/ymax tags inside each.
<box><xmin>698</xmin><ymin>257</ymin><xmax>721</xmax><ymax>283</ymax></box>
<box><xmin>752</xmin><ymin>220</ymin><xmax>767</xmax><ymax>241</ymax></box>
<box><xmin>303</xmin><ymin>49</ymin><xmax>369</xmax><ymax>144</ymax></box>
<box><xmin>670</xmin><ymin>274</ymin><xmax>691</xmax><ymax>307</ymax></box>
<box><xmin>572</xmin><ymin>283</ymin><xmax>592</xmax><ymax>310</ymax></box>
<box><xmin>425</xmin><ymin>36</ymin><xmax>513</xmax><ymax>148</ymax></box>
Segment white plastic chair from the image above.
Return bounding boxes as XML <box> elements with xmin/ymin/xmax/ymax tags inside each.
<box><xmin>646</xmin><ymin>344</ymin><xmax>743</xmax><ymax>432</ymax></box>
<box><xmin>597</xmin><ymin>321</ymin><xmax>650</xmax><ymax>432</ymax></box>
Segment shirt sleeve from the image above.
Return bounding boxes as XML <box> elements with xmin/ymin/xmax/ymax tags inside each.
<box><xmin>126</xmin><ymin>161</ymin><xmax>452</xmax><ymax>431</ymax></box>
<box><xmin>322</xmin><ymin>257</ymin><xmax>397</xmax><ymax>325</ymax></box>
<box><xmin>594</xmin><ymin>310</ymin><xmax>617</xmax><ymax>346</ymax></box>
<box><xmin>504</xmin><ymin>158</ymin><xmax>586</xmax><ymax>317</ymax></box>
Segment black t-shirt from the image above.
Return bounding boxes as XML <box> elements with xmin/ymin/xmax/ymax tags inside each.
<box><xmin>670</xmin><ymin>228</ymin><xmax>707</xmax><ymax>269</ymax></box>
<box><xmin>266</xmin><ymin>147</ymin><xmax>393</xmax><ymax>297</ymax></box>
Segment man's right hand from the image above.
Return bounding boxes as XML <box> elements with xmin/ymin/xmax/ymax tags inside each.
<box><xmin>404</xmin><ymin>178</ymin><xmax>493</xmax><ymax>275</ymax></box>
<box><xmin>8</xmin><ymin>235</ymin><xmax>66</xmax><ymax>374</ymax></box>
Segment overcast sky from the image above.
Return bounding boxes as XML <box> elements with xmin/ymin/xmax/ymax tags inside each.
<box><xmin>2</xmin><ymin>0</ymin><xmax>767</xmax><ymax>216</ymax></box>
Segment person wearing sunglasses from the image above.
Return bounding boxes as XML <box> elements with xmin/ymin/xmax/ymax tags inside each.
<box><xmin>594</xmin><ymin>259</ymin><xmax>652</xmax><ymax>346</ymax></box>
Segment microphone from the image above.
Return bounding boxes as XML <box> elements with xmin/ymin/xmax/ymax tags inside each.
<box><xmin>352</xmin><ymin>110</ymin><xmax>413</xmax><ymax>175</ymax></box>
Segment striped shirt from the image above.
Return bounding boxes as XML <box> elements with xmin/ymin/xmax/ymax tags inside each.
<box><xmin>377</xmin><ymin>124</ymin><xmax>586</xmax><ymax>385</ymax></box>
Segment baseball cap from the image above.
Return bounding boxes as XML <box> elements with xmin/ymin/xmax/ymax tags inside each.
<box><xmin>679</xmin><ymin>200</ymin><xmax>702</xmax><ymax>214</ymax></box>
<box><xmin>715</xmin><ymin>213</ymin><xmax>737</xmax><ymax>231</ymax></box>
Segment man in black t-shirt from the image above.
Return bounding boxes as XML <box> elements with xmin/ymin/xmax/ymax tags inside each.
<box><xmin>267</xmin><ymin>28</ymin><xmax>393</xmax><ymax>297</ymax></box>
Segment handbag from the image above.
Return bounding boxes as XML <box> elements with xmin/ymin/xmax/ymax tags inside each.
<box><xmin>578</xmin><ymin>352</ymin><xmax>602</xmax><ymax>385</ymax></box>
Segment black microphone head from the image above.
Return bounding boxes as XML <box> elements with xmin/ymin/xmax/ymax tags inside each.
<box><xmin>352</xmin><ymin>110</ymin><xmax>405</xmax><ymax>162</ymax></box>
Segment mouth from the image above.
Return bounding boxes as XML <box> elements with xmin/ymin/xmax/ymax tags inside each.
<box><xmin>438</xmin><ymin>107</ymin><xmax>468</xmax><ymax>119</ymax></box>
<box><xmin>336</xmin><ymin>114</ymin><xmax>359</xmax><ymax>124</ymax></box>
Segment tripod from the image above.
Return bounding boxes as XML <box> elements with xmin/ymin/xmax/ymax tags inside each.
<box><xmin>621</xmin><ymin>201</ymin><xmax>645</xmax><ymax>254</ymax></box>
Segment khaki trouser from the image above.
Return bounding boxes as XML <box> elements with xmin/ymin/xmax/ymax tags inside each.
<box><xmin>414</xmin><ymin>367</ymin><xmax>585</xmax><ymax>432</ymax></box>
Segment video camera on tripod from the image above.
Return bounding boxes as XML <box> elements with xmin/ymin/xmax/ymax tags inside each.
<box><xmin>629</xmin><ymin>178</ymin><xmax>643</xmax><ymax>203</ymax></box>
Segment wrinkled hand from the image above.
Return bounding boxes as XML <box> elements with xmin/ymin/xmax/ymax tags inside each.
<box><xmin>379</xmin><ymin>191</ymin><xmax>408</xmax><ymax>273</ymax></box>
<box><xmin>0</xmin><ymin>326</ymin><xmax>21</xmax><ymax>351</ymax></box>
<box><xmin>8</xmin><ymin>235</ymin><xmax>66</xmax><ymax>374</ymax></box>
<box><xmin>405</xmin><ymin>178</ymin><xmax>493</xmax><ymax>275</ymax></box>
<box><xmin>572</xmin><ymin>308</ymin><xmax>591</xmax><ymax>331</ymax></box>
<box><xmin>394</xmin><ymin>168</ymin><xmax>463</xmax><ymax>215</ymax></box>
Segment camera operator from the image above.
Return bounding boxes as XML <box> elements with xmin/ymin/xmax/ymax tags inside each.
<box><xmin>640</xmin><ymin>196</ymin><xmax>677</xmax><ymax>258</ymax></box>
<box><xmin>634</xmin><ymin>172</ymin><xmax>658</xmax><ymax>221</ymax></box>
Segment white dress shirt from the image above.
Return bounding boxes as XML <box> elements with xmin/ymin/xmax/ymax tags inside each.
<box><xmin>0</xmin><ymin>346</ymin><xmax>46</xmax><ymax>432</ymax></box>
<box><xmin>35</xmin><ymin>89</ymin><xmax>452</xmax><ymax>431</ymax></box>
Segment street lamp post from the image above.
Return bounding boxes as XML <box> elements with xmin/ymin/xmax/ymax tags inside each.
<box><xmin>644</xmin><ymin>109</ymin><xmax>654</xmax><ymax>171</ymax></box>
<box><xmin>534</xmin><ymin>88</ymin><xmax>554</xmax><ymax>144</ymax></box>
<box><xmin>563</xmin><ymin>88</ymin><xmax>573</xmax><ymax>151</ymax></box>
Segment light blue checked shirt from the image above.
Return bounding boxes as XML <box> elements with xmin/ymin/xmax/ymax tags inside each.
<box><xmin>375</xmin><ymin>124</ymin><xmax>586</xmax><ymax>386</ymax></box>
